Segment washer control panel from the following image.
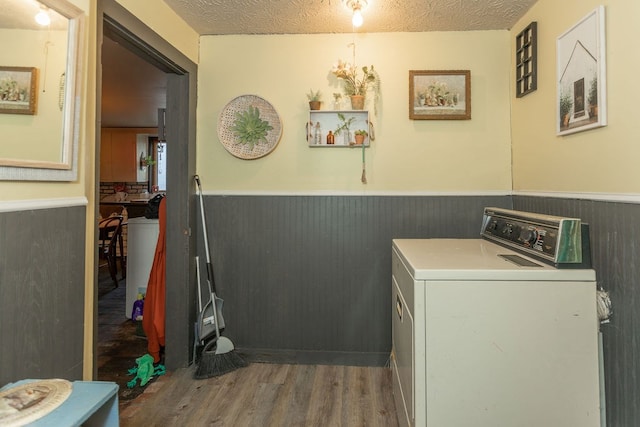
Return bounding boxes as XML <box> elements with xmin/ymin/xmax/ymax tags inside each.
<box><xmin>481</xmin><ymin>207</ymin><xmax>588</xmax><ymax>267</ymax></box>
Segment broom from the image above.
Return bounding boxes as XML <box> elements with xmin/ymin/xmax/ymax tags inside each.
<box><xmin>194</xmin><ymin>175</ymin><xmax>247</xmax><ymax>379</ymax></box>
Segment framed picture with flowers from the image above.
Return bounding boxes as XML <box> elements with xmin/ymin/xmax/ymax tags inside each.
<box><xmin>0</xmin><ymin>66</ymin><xmax>38</xmax><ymax>115</ymax></box>
<box><xmin>409</xmin><ymin>70</ymin><xmax>470</xmax><ymax>120</ymax></box>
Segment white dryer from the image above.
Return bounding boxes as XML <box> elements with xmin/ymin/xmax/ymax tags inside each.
<box><xmin>391</xmin><ymin>208</ymin><xmax>602</xmax><ymax>427</ymax></box>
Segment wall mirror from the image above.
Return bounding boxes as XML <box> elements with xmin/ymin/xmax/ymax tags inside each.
<box><xmin>0</xmin><ymin>0</ymin><xmax>84</xmax><ymax>181</ymax></box>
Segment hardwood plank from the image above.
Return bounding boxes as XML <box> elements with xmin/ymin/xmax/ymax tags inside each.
<box><xmin>368</xmin><ymin>366</ymin><xmax>399</xmax><ymax>427</ymax></box>
<box><xmin>189</xmin><ymin>368</ymin><xmax>247</xmax><ymax>425</ymax></box>
<box><xmin>306</xmin><ymin>365</ymin><xmax>344</xmax><ymax>426</ymax></box>
<box><xmin>214</xmin><ymin>363</ymin><xmax>263</xmax><ymax>425</ymax></box>
<box><xmin>263</xmin><ymin>364</ymin><xmax>299</xmax><ymax>426</ymax></box>
<box><xmin>162</xmin><ymin>370</ymin><xmax>227</xmax><ymax>425</ymax></box>
<box><xmin>247</xmin><ymin>383</ymin><xmax>282</xmax><ymax>427</ymax></box>
<box><xmin>255</xmin><ymin>361</ymin><xmax>290</xmax><ymax>385</ymax></box>
<box><xmin>122</xmin><ymin>363</ymin><xmax>399</xmax><ymax>426</ymax></box>
<box><xmin>341</xmin><ymin>364</ymin><xmax>371</xmax><ymax>426</ymax></box>
<box><xmin>275</xmin><ymin>364</ymin><xmax>316</xmax><ymax>426</ymax></box>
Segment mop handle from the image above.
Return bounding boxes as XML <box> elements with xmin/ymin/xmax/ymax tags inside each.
<box><xmin>194</xmin><ymin>175</ymin><xmax>212</xmax><ymax>265</ymax></box>
<box><xmin>195</xmin><ymin>255</ymin><xmax>203</xmax><ymax>312</ymax></box>
<box><xmin>194</xmin><ymin>175</ymin><xmax>219</xmax><ymax>297</ymax></box>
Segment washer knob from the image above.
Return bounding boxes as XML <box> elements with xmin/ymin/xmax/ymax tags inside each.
<box><xmin>520</xmin><ymin>228</ymin><xmax>537</xmax><ymax>244</ymax></box>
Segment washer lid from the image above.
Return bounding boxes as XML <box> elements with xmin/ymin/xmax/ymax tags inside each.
<box><xmin>392</xmin><ymin>239</ymin><xmax>596</xmax><ymax>281</ymax></box>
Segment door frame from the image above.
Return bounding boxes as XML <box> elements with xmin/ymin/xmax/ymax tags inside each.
<box><xmin>95</xmin><ymin>0</ymin><xmax>197</xmax><ymax>374</ymax></box>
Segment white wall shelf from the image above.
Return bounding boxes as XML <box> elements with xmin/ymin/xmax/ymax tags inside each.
<box><xmin>306</xmin><ymin>110</ymin><xmax>373</xmax><ymax>147</ymax></box>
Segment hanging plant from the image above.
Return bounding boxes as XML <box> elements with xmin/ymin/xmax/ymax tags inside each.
<box><xmin>140</xmin><ymin>153</ymin><xmax>155</xmax><ymax>170</ymax></box>
<box><xmin>231</xmin><ymin>105</ymin><xmax>274</xmax><ymax>150</ymax></box>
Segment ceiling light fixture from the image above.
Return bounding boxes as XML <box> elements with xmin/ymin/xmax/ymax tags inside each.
<box><xmin>35</xmin><ymin>6</ymin><xmax>51</xmax><ymax>26</ymax></box>
<box><xmin>345</xmin><ymin>0</ymin><xmax>368</xmax><ymax>28</ymax></box>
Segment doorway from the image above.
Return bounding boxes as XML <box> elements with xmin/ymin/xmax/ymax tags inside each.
<box><xmin>95</xmin><ymin>0</ymin><xmax>198</xmax><ymax>378</ymax></box>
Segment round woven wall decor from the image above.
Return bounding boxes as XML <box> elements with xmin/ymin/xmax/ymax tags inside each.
<box><xmin>217</xmin><ymin>95</ymin><xmax>282</xmax><ymax>160</ymax></box>
<box><xmin>0</xmin><ymin>379</ymin><xmax>72</xmax><ymax>426</ymax></box>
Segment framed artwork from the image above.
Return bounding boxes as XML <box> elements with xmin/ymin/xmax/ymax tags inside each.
<box><xmin>409</xmin><ymin>70</ymin><xmax>471</xmax><ymax>120</ymax></box>
<box><xmin>0</xmin><ymin>66</ymin><xmax>38</xmax><ymax>115</ymax></box>
<box><xmin>557</xmin><ymin>6</ymin><xmax>606</xmax><ymax>136</ymax></box>
<box><xmin>516</xmin><ymin>21</ymin><xmax>537</xmax><ymax>98</ymax></box>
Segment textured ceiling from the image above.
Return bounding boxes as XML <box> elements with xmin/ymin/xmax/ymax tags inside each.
<box><xmin>163</xmin><ymin>0</ymin><xmax>538</xmax><ymax>35</ymax></box>
<box><xmin>0</xmin><ymin>0</ymin><xmax>68</xmax><ymax>31</ymax></box>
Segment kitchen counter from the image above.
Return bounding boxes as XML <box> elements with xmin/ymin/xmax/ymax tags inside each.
<box><xmin>100</xmin><ymin>193</ymin><xmax>163</xmax><ymax>219</ymax></box>
<box><xmin>100</xmin><ymin>193</ymin><xmax>157</xmax><ymax>205</ymax></box>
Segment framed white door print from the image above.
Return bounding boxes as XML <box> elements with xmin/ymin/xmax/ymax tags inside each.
<box><xmin>557</xmin><ymin>6</ymin><xmax>607</xmax><ymax>136</ymax></box>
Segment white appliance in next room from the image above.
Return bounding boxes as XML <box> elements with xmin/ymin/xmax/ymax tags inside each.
<box><xmin>391</xmin><ymin>207</ymin><xmax>601</xmax><ymax>427</ymax></box>
<box><xmin>125</xmin><ymin>217</ymin><xmax>159</xmax><ymax>319</ymax></box>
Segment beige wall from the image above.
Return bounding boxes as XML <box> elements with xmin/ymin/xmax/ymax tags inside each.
<box><xmin>198</xmin><ymin>31</ymin><xmax>513</xmax><ymax>193</ymax></box>
<box><xmin>0</xmin><ymin>0</ymin><xmax>90</xmax><ymax>202</ymax></box>
<box><xmin>0</xmin><ymin>0</ymin><xmax>197</xmax><ymax>203</ymax></box>
<box><xmin>0</xmin><ymin>30</ymin><xmax>67</xmax><ymax>163</ymax></box>
<box><xmin>510</xmin><ymin>0</ymin><xmax>640</xmax><ymax>194</ymax></box>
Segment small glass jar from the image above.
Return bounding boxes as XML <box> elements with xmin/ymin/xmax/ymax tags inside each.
<box><xmin>314</xmin><ymin>122</ymin><xmax>322</xmax><ymax>145</ymax></box>
<box><xmin>343</xmin><ymin>130</ymin><xmax>351</xmax><ymax>146</ymax></box>
<box><xmin>326</xmin><ymin>131</ymin><xmax>335</xmax><ymax>145</ymax></box>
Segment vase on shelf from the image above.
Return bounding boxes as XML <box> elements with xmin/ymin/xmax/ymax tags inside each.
<box><xmin>350</xmin><ymin>95</ymin><xmax>365</xmax><ymax>110</ymax></box>
<box><xmin>309</xmin><ymin>101</ymin><xmax>321</xmax><ymax>110</ymax></box>
<box><xmin>354</xmin><ymin>134</ymin><xmax>366</xmax><ymax>145</ymax></box>
<box><xmin>342</xmin><ymin>130</ymin><xmax>351</xmax><ymax>146</ymax></box>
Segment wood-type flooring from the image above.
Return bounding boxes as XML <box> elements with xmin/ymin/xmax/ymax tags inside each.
<box><xmin>97</xmin><ymin>265</ymin><xmax>154</xmax><ymax>408</ymax></box>
<box><xmin>98</xmin><ymin>266</ymin><xmax>399</xmax><ymax>426</ymax></box>
<box><xmin>121</xmin><ymin>362</ymin><xmax>398</xmax><ymax>426</ymax></box>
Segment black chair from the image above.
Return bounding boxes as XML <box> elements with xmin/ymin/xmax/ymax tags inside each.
<box><xmin>99</xmin><ymin>215</ymin><xmax>124</xmax><ymax>287</ymax></box>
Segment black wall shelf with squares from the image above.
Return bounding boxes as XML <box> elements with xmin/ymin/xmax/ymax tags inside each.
<box><xmin>516</xmin><ymin>22</ymin><xmax>537</xmax><ymax>98</ymax></box>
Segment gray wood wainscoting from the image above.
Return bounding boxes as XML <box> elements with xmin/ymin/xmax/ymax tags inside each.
<box><xmin>4</xmin><ymin>194</ymin><xmax>636</xmax><ymax>427</ymax></box>
<box><xmin>0</xmin><ymin>205</ymin><xmax>86</xmax><ymax>385</ymax></box>
<box><xmin>514</xmin><ymin>195</ymin><xmax>640</xmax><ymax>427</ymax></box>
<box><xmin>199</xmin><ymin>195</ymin><xmax>511</xmax><ymax>366</ymax></box>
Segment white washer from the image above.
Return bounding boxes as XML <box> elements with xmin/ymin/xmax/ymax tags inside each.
<box><xmin>391</xmin><ymin>208</ymin><xmax>601</xmax><ymax>427</ymax></box>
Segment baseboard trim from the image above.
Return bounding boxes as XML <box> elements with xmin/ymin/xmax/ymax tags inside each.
<box><xmin>236</xmin><ymin>348</ymin><xmax>390</xmax><ymax>367</ymax></box>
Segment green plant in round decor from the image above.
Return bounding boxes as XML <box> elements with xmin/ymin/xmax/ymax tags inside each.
<box><xmin>231</xmin><ymin>106</ymin><xmax>274</xmax><ymax>150</ymax></box>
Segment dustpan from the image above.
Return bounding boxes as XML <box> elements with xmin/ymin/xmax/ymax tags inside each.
<box><xmin>196</xmin><ymin>255</ymin><xmax>225</xmax><ymax>345</ymax></box>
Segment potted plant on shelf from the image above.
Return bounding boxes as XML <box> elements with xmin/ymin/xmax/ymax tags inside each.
<box><xmin>307</xmin><ymin>89</ymin><xmax>322</xmax><ymax>110</ymax></box>
<box><xmin>334</xmin><ymin>112</ymin><xmax>356</xmax><ymax>145</ymax></box>
<box><xmin>354</xmin><ymin>129</ymin><xmax>368</xmax><ymax>145</ymax></box>
<box><xmin>331</xmin><ymin>59</ymin><xmax>380</xmax><ymax>113</ymax></box>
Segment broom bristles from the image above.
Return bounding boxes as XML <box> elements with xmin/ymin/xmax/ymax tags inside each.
<box><xmin>194</xmin><ymin>349</ymin><xmax>247</xmax><ymax>379</ymax></box>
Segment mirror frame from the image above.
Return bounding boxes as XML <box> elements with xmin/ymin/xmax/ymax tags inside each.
<box><xmin>0</xmin><ymin>0</ymin><xmax>84</xmax><ymax>181</ymax></box>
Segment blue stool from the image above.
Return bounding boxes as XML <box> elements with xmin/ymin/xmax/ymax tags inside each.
<box><xmin>1</xmin><ymin>380</ymin><xmax>119</xmax><ymax>426</ymax></box>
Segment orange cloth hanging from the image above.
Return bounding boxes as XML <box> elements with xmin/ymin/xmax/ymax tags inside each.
<box><xmin>142</xmin><ymin>196</ymin><xmax>166</xmax><ymax>363</ymax></box>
